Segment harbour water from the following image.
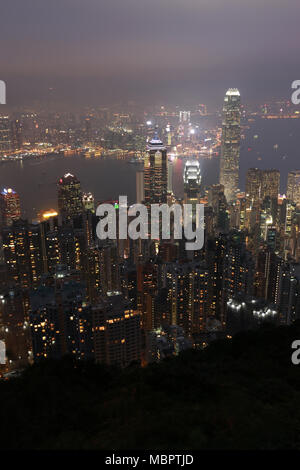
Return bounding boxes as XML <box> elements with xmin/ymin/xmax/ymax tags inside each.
<box><xmin>0</xmin><ymin>118</ymin><xmax>299</xmax><ymax>221</ymax></box>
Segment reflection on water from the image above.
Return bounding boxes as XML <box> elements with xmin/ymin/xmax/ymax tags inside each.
<box><xmin>0</xmin><ymin>155</ymin><xmax>137</xmax><ymax>220</ymax></box>
<box><xmin>0</xmin><ymin>118</ymin><xmax>300</xmax><ymax>220</ymax></box>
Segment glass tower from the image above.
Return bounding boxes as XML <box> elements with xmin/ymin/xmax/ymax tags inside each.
<box><xmin>220</xmin><ymin>89</ymin><xmax>241</xmax><ymax>203</ymax></box>
<box><xmin>144</xmin><ymin>131</ymin><xmax>168</xmax><ymax>207</ymax></box>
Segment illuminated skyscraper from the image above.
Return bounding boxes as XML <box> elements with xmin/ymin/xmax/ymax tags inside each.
<box><xmin>0</xmin><ymin>188</ymin><xmax>21</xmax><ymax>227</ymax></box>
<box><xmin>207</xmin><ymin>184</ymin><xmax>229</xmax><ymax>233</ymax></box>
<box><xmin>2</xmin><ymin>220</ymin><xmax>43</xmax><ymax>289</ymax></box>
<box><xmin>245</xmin><ymin>168</ymin><xmax>280</xmax><ymax>206</ymax></box>
<box><xmin>30</xmin><ymin>280</ymin><xmax>93</xmax><ymax>361</ymax></box>
<box><xmin>11</xmin><ymin>119</ymin><xmax>23</xmax><ymax>151</ymax></box>
<box><xmin>220</xmin><ymin>89</ymin><xmax>241</xmax><ymax>202</ymax></box>
<box><xmin>245</xmin><ymin>168</ymin><xmax>262</xmax><ymax>206</ymax></box>
<box><xmin>183</xmin><ymin>160</ymin><xmax>201</xmax><ymax>206</ymax></box>
<box><xmin>261</xmin><ymin>170</ymin><xmax>280</xmax><ymax>201</ymax></box>
<box><xmin>287</xmin><ymin>170</ymin><xmax>300</xmax><ymax>207</ymax></box>
<box><xmin>167</xmin><ymin>159</ymin><xmax>173</xmax><ymax>194</ymax></box>
<box><xmin>164</xmin><ymin>261</ymin><xmax>209</xmax><ymax>337</ymax></box>
<box><xmin>82</xmin><ymin>192</ymin><xmax>95</xmax><ymax>213</ymax></box>
<box><xmin>144</xmin><ymin>131</ymin><xmax>168</xmax><ymax>207</ymax></box>
<box><xmin>179</xmin><ymin>110</ymin><xmax>191</xmax><ymax>124</ymax></box>
<box><xmin>0</xmin><ymin>288</ymin><xmax>31</xmax><ymax>369</ymax></box>
<box><xmin>0</xmin><ymin>116</ymin><xmax>11</xmax><ymax>156</ymax></box>
<box><xmin>57</xmin><ymin>173</ymin><xmax>83</xmax><ymax>221</ymax></box>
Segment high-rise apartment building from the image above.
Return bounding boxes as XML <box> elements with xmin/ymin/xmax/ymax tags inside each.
<box><xmin>163</xmin><ymin>261</ymin><xmax>209</xmax><ymax>337</ymax></box>
<box><xmin>29</xmin><ymin>280</ymin><xmax>93</xmax><ymax>361</ymax></box>
<box><xmin>2</xmin><ymin>220</ymin><xmax>43</xmax><ymax>289</ymax></box>
<box><xmin>92</xmin><ymin>294</ymin><xmax>141</xmax><ymax>368</ymax></box>
<box><xmin>246</xmin><ymin>168</ymin><xmax>280</xmax><ymax>203</ymax></box>
<box><xmin>0</xmin><ymin>116</ymin><xmax>11</xmax><ymax>156</ymax></box>
<box><xmin>287</xmin><ymin>170</ymin><xmax>300</xmax><ymax>206</ymax></box>
<box><xmin>261</xmin><ymin>170</ymin><xmax>280</xmax><ymax>200</ymax></box>
<box><xmin>245</xmin><ymin>168</ymin><xmax>262</xmax><ymax>206</ymax></box>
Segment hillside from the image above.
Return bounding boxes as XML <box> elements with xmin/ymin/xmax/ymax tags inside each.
<box><xmin>1</xmin><ymin>322</ymin><xmax>300</xmax><ymax>450</ymax></box>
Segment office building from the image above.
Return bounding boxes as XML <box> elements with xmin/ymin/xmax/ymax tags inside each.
<box><xmin>144</xmin><ymin>131</ymin><xmax>168</xmax><ymax>207</ymax></box>
<box><xmin>183</xmin><ymin>160</ymin><xmax>201</xmax><ymax>206</ymax></box>
<box><xmin>0</xmin><ymin>116</ymin><xmax>11</xmax><ymax>156</ymax></box>
<box><xmin>57</xmin><ymin>173</ymin><xmax>83</xmax><ymax>221</ymax></box>
<box><xmin>220</xmin><ymin>89</ymin><xmax>241</xmax><ymax>202</ymax></box>
<box><xmin>287</xmin><ymin>170</ymin><xmax>300</xmax><ymax>207</ymax></box>
<box><xmin>0</xmin><ymin>188</ymin><xmax>21</xmax><ymax>227</ymax></box>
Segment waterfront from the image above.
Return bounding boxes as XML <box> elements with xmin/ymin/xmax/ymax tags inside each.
<box><xmin>0</xmin><ymin>118</ymin><xmax>300</xmax><ymax>220</ymax></box>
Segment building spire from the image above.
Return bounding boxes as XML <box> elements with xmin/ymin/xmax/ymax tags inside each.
<box><xmin>147</xmin><ymin>126</ymin><xmax>165</xmax><ymax>150</ymax></box>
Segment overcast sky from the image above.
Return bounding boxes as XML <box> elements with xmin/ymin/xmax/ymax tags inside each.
<box><xmin>1</xmin><ymin>0</ymin><xmax>299</xmax><ymax>107</ymax></box>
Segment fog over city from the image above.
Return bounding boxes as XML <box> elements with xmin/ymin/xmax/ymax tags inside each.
<box><xmin>1</xmin><ymin>0</ymin><xmax>300</xmax><ymax>106</ymax></box>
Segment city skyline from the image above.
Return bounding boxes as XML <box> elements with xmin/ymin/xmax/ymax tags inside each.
<box><xmin>1</xmin><ymin>0</ymin><xmax>300</xmax><ymax>454</ymax></box>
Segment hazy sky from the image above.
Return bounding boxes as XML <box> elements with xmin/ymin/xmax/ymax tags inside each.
<box><xmin>1</xmin><ymin>0</ymin><xmax>299</xmax><ymax>107</ymax></box>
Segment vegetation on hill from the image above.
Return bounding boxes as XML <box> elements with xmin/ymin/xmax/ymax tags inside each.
<box><xmin>1</xmin><ymin>322</ymin><xmax>300</xmax><ymax>449</ymax></box>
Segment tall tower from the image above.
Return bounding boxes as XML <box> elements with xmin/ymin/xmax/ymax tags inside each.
<box><xmin>0</xmin><ymin>116</ymin><xmax>11</xmax><ymax>156</ymax></box>
<box><xmin>261</xmin><ymin>170</ymin><xmax>280</xmax><ymax>201</ymax></box>
<box><xmin>82</xmin><ymin>192</ymin><xmax>95</xmax><ymax>213</ymax></box>
<box><xmin>144</xmin><ymin>131</ymin><xmax>168</xmax><ymax>207</ymax></box>
<box><xmin>287</xmin><ymin>170</ymin><xmax>300</xmax><ymax>207</ymax></box>
<box><xmin>220</xmin><ymin>89</ymin><xmax>241</xmax><ymax>202</ymax></box>
<box><xmin>167</xmin><ymin>159</ymin><xmax>173</xmax><ymax>194</ymax></box>
<box><xmin>136</xmin><ymin>169</ymin><xmax>144</xmax><ymax>204</ymax></box>
<box><xmin>57</xmin><ymin>173</ymin><xmax>83</xmax><ymax>222</ymax></box>
<box><xmin>246</xmin><ymin>168</ymin><xmax>262</xmax><ymax>206</ymax></box>
<box><xmin>0</xmin><ymin>187</ymin><xmax>21</xmax><ymax>227</ymax></box>
<box><xmin>183</xmin><ymin>160</ymin><xmax>201</xmax><ymax>206</ymax></box>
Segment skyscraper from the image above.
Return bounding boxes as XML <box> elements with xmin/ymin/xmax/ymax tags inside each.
<box><xmin>245</xmin><ymin>168</ymin><xmax>262</xmax><ymax>206</ymax></box>
<box><xmin>82</xmin><ymin>192</ymin><xmax>95</xmax><ymax>213</ymax></box>
<box><xmin>179</xmin><ymin>111</ymin><xmax>191</xmax><ymax>124</ymax></box>
<box><xmin>207</xmin><ymin>184</ymin><xmax>229</xmax><ymax>233</ymax></box>
<box><xmin>30</xmin><ymin>280</ymin><xmax>93</xmax><ymax>361</ymax></box>
<box><xmin>0</xmin><ymin>116</ymin><xmax>11</xmax><ymax>156</ymax></box>
<box><xmin>183</xmin><ymin>160</ymin><xmax>201</xmax><ymax>206</ymax></box>
<box><xmin>136</xmin><ymin>169</ymin><xmax>144</xmax><ymax>204</ymax></box>
<box><xmin>261</xmin><ymin>170</ymin><xmax>280</xmax><ymax>201</ymax></box>
<box><xmin>0</xmin><ymin>188</ymin><xmax>21</xmax><ymax>227</ymax></box>
<box><xmin>245</xmin><ymin>168</ymin><xmax>280</xmax><ymax>204</ymax></box>
<box><xmin>219</xmin><ymin>89</ymin><xmax>241</xmax><ymax>202</ymax></box>
<box><xmin>57</xmin><ymin>173</ymin><xmax>83</xmax><ymax>222</ymax></box>
<box><xmin>2</xmin><ymin>219</ymin><xmax>43</xmax><ymax>289</ymax></box>
<box><xmin>287</xmin><ymin>170</ymin><xmax>300</xmax><ymax>207</ymax></box>
<box><xmin>92</xmin><ymin>294</ymin><xmax>141</xmax><ymax>367</ymax></box>
<box><xmin>167</xmin><ymin>159</ymin><xmax>173</xmax><ymax>194</ymax></box>
<box><xmin>163</xmin><ymin>260</ymin><xmax>209</xmax><ymax>337</ymax></box>
<box><xmin>144</xmin><ymin>131</ymin><xmax>168</xmax><ymax>207</ymax></box>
